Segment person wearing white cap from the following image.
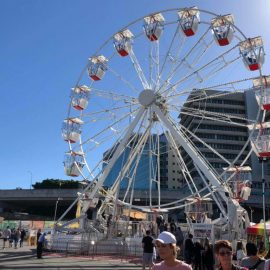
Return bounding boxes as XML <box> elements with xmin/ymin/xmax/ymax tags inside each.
<box><xmin>152</xmin><ymin>231</ymin><xmax>192</xmax><ymax>270</ymax></box>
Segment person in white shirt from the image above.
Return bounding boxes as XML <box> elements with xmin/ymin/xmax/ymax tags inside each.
<box><xmin>236</xmin><ymin>241</ymin><xmax>246</xmax><ymax>266</ymax></box>
<box><xmin>152</xmin><ymin>231</ymin><xmax>192</xmax><ymax>270</ymax></box>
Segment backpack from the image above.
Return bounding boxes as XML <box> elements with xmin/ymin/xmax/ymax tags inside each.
<box><xmin>248</xmin><ymin>259</ymin><xmax>264</xmax><ymax>270</ymax></box>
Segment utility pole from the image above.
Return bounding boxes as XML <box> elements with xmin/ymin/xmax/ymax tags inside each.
<box><xmin>27</xmin><ymin>171</ymin><xmax>33</xmax><ymax>190</ymax></box>
<box><xmin>261</xmin><ymin>158</ymin><xmax>268</xmax><ymax>251</ymax></box>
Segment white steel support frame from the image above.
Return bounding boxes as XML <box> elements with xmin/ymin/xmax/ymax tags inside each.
<box><xmin>153</xmin><ymin>104</ymin><xmax>228</xmax><ymax>202</ymax></box>
<box><xmin>194</xmin><ymin>163</ymin><xmax>227</xmax><ymax>218</ymax></box>
<box><xmin>57</xmin><ymin>107</ymin><xmax>145</xmax><ymax>223</ymax></box>
<box><xmin>152</xmin><ymin>104</ymin><xmax>247</xmax><ymax>235</ymax></box>
<box><xmin>152</xmin><ymin>103</ymin><xmax>250</xmax><ymax>239</ymax></box>
<box><xmin>86</xmin><ymin>107</ymin><xmax>146</xmax><ymax>200</ymax></box>
<box><xmin>105</xmin><ymin>122</ymin><xmax>153</xmax><ymax>198</ymax></box>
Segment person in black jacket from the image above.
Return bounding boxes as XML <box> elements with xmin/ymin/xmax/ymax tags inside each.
<box><xmin>194</xmin><ymin>241</ymin><xmax>203</xmax><ymax>270</ymax></box>
<box><xmin>184</xmin><ymin>234</ymin><xmax>195</xmax><ymax>264</ymax></box>
<box><xmin>203</xmin><ymin>242</ymin><xmax>214</xmax><ymax>270</ymax></box>
<box><xmin>241</xmin><ymin>242</ymin><xmax>265</xmax><ymax>270</ymax></box>
<box><xmin>36</xmin><ymin>232</ymin><xmax>46</xmax><ymax>259</ymax></box>
<box><xmin>20</xmin><ymin>229</ymin><xmax>26</xmax><ymax>247</ymax></box>
<box><xmin>142</xmin><ymin>230</ymin><xmax>154</xmax><ymax>270</ymax></box>
<box><xmin>36</xmin><ymin>229</ymin><xmax>41</xmax><ymax>246</ymax></box>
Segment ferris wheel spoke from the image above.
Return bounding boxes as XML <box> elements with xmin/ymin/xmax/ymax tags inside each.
<box><xmin>196</xmin><ymin>56</ymin><xmax>241</xmax><ymax>85</ymax></box>
<box><xmin>196</xmin><ymin>76</ymin><xmax>259</xmax><ymax>92</ymax></box>
<box><xmin>84</xmin><ymin>107</ymin><xmax>147</xmax><ymax>201</ymax></box>
<box><xmin>90</xmin><ymin>88</ymin><xmax>138</xmax><ymax>103</ymax></box>
<box><xmin>164</xmin><ymin>131</ymin><xmax>199</xmax><ymax>195</ymax></box>
<box><xmin>84</xmin><ymin>126</ymin><xmax>128</xmax><ymax>153</ymax></box>
<box><xmin>154</xmin><ymin>104</ymin><xmax>229</xmax><ymax>202</ymax></box>
<box><xmin>114</xmin><ymin>115</ymin><xmax>151</xmax><ymax>194</ymax></box>
<box><xmin>121</xmin><ymin>125</ymin><xmax>153</xmax><ymax>202</ymax></box>
<box><xmin>158</xmin><ymin>26</ymin><xmax>212</xmax><ymax>95</ymax></box>
<box><xmin>159</xmin><ymin>24</ymin><xmax>185</xmax><ymax>81</ymax></box>
<box><xmin>166</xmin><ymin>77</ymin><xmax>257</xmax><ymax>110</ymax></box>
<box><xmin>171</xmin><ymin>37</ymin><xmax>215</xmax><ymax>83</ymax></box>
<box><xmin>180</xmin><ymin>124</ymin><xmax>233</xmax><ymax>166</ymax></box>
<box><xmin>164</xmin><ymin>56</ymin><xmax>241</xmax><ymax>99</ymax></box>
<box><xmin>128</xmin><ymin>48</ymin><xmax>150</xmax><ymax>90</ymax></box>
<box><xmin>107</xmin><ymin>65</ymin><xmax>140</xmax><ymax>94</ymax></box>
<box><xmin>149</xmin><ymin>41</ymin><xmax>160</xmax><ymax>90</ymax></box>
<box><xmin>184</xmin><ymin>39</ymin><xmax>215</xmax><ymax>71</ymax></box>
<box><xmin>147</xmin><ymin>122</ymin><xmax>163</xmax><ymax>208</ymax></box>
<box><xmin>94</xmin><ymin>132</ymin><xmax>142</xmax><ymax>182</ymax></box>
<box><xmin>106</xmin><ymin>116</ymin><xmax>152</xmax><ymax>202</ymax></box>
<box><xmin>169</xmin><ymin>102</ymin><xmax>256</xmax><ymax>127</ymax></box>
<box><xmin>82</xmin><ymin>103</ymin><xmax>139</xmax><ymax>122</ymax></box>
<box><xmin>81</xmin><ymin>107</ymin><xmax>141</xmax><ymax>147</ymax></box>
<box><xmin>167</xmin><ymin>89</ymin><xmax>241</xmax><ymax>103</ymax></box>
<box><xmin>161</xmin><ymin>44</ymin><xmax>240</xmax><ymax>97</ymax></box>
<box><xmin>168</xmin><ymin>88</ymin><xmax>245</xmax><ymax>105</ymax></box>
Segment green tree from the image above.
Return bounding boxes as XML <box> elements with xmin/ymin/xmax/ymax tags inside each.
<box><xmin>32</xmin><ymin>179</ymin><xmax>80</xmax><ymax>189</ymax></box>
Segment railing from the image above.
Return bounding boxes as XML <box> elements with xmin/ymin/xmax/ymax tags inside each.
<box><xmin>46</xmin><ymin>235</ymin><xmax>143</xmax><ymax>260</ymax></box>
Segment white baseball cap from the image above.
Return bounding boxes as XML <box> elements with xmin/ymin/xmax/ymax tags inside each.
<box><xmin>154</xmin><ymin>231</ymin><xmax>176</xmax><ymax>244</ymax></box>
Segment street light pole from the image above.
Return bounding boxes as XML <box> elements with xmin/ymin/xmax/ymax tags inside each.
<box><xmin>249</xmin><ymin>207</ymin><xmax>254</xmax><ymax>223</ymax></box>
<box><xmin>261</xmin><ymin>158</ymin><xmax>268</xmax><ymax>250</ymax></box>
<box><xmin>27</xmin><ymin>171</ymin><xmax>33</xmax><ymax>190</ymax></box>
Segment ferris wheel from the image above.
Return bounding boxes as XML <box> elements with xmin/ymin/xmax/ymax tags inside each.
<box><xmin>61</xmin><ymin>7</ymin><xmax>268</xmax><ymax>235</ymax></box>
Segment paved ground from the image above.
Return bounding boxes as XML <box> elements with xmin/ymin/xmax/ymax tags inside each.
<box><xmin>0</xmin><ymin>245</ymin><xmax>142</xmax><ymax>270</ymax></box>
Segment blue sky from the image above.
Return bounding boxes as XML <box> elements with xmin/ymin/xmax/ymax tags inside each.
<box><xmin>0</xmin><ymin>0</ymin><xmax>269</xmax><ymax>189</ymax></box>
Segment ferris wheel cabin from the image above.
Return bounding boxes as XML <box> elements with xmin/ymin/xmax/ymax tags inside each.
<box><xmin>211</xmin><ymin>14</ymin><xmax>234</xmax><ymax>46</ymax></box>
<box><xmin>71</xmin><ymin>85</ymin><xmax>91</xmax><ymax>111</ymax></box>
<box><xmin>249</xmin><ymin>122</ymin><xmax>270</xmax><ymax>157</ymax></box>
<box><xmin>114</xmin><ymin>29</ymin><xmax>133</xmax><ymax>57</ymax></box>
<box><xmin>178</xmin><ymin>7</ymin><xmax>200</xmax><ymax>37</ymax></box>
<box><xmin>239</xmin><ymin>37</ymin><xmax>265</xmax><ymax>71</ymax></box>
<box><xmin>62</xmin><ymin>117</ymin><xmax>83</xmax><ymax>144</ymax></box>
<box><xmin>253</xmin><ymin>76</ymin><xmax>270</xmax><ymax>110</ymax></box>
<box><xmin>185</xmin><ymin>198</ymin><xmax>213</xmax><ymax>223</ymax></box>
<box><xmin>144</xmin><ymin>13</ymin><xmax>165</xmax><ymax>41</ymax></box>
<box><xmin>64</xmin><ymin>151</ymin><xmax>84</xmax><ymax>177</ymax></box>
<box><xmin>223</xmin><ymin>166</ymin><xmax>252</xmax><ymax>202</ymax></box>
<box><xmin>88</xmin><ymin>55</ymin><xmax>108</xmax><ymax>81</ymax></box>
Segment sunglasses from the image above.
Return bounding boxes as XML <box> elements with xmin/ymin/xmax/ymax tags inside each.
<box><xmin>219</xmin><ymin>251</ymin><xmax>232</xmax><ymax>256</ymax></box>
<box><xmin>155</xmin><ymin>243</ymin><xmax>170</xmax><ymax>248</ymax></box>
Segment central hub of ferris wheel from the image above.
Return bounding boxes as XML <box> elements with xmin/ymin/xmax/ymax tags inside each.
<box><xmin>138</xmin><ymin>89</ymin><xmax>156</xmax><ymax>107</ymax></box>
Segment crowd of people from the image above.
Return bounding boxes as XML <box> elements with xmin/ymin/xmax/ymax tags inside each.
<box><xmin>142</xmin><ymin>229</ymin><xmax>215</xmax><ymax>270</ymax></box>
<box><xmin>1</xmin><ymin>226</ymin><xmax>26</xmax><ymax>249</ymax></box>
<box><xmin>1</xmin><ymin>223</ymin><xmax>270</xmax><ymax>269</ymax></box>
<box><xmin>1</xmin><ymin>226</ymin><xmax>47</xmax><ymax>259</ymax></box>
<box><xmin>141</xmin><ymin>224</ymin><xmax>270</xmax><ymax>270</ymax></box>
